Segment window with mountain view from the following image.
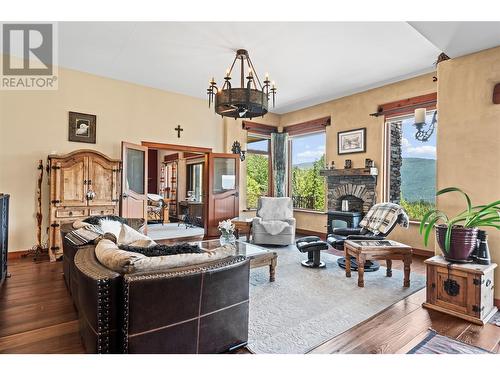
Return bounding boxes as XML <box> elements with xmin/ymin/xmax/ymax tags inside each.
<box><xmin>387</xmin><ymin>111</ymin><xmax>437</xmax><ymax>221</ymax></box>
<box><xmin>246</xmin><ymin>134</ymin><xmax>270</xmax><ymax>209</ymax></box>
<box><xmin>290</xmin><ymin>132</ymin><xmax>326</xmax><ymax>211</ymax></box>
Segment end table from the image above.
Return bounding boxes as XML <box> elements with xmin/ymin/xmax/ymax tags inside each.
<box><xmin>344</xmin><ymin>239</ymin><xmax>412</xmax><ymax>288</ymax></box>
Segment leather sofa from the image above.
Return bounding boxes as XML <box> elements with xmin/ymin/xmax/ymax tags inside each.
<box><xmin>61</xmin><ymin>220</ymin><xmax>250</xmax><ymax>354</ymax></box>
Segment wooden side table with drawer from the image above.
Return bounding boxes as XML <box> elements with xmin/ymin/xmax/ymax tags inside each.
<box><xmin>423</xmin><ymin>256</ymin><xmax>497</xmax><ymax>325</ymax></box>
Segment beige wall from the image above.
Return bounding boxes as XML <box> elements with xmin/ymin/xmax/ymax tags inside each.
<box><xmin>0</xmin><ymin>65</ymin><xmax>227</xmax><ymax>252</ymax></box>
<box><xmin>279</xmin><ymin>73</ymin><xmax>437</xmax><ymax>250</ymax></box>
<box><xmin>437</xmin><ymin>46</ymin><xmax>500</xmax><ymax>299</ymax></box>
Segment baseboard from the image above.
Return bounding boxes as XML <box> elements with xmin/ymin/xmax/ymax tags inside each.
<box><xmin>296</xmin><ymin>229</ymin><xmax>327</xmax><ymax>240</ymax></box>
<box><xmin>7</xmin><ymin>250</ymin><xmax>26</xmax><ymax>260</ymax></box>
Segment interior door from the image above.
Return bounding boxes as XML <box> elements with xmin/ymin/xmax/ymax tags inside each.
<box><xmin>54</xmin><ymin>155</ymin><xmax>88</xmax><ymax>207</ymax></box>
<box><xmin>206</xmin><ymin>153</ymin><xmax>240</xmax><ymax>237</ymax></box>
<box><xmin>121</xmin><ymin>142</ymin><xmax>148</xmax><ymax>222</ymax></box>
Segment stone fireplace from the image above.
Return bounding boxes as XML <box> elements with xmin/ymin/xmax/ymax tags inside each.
<box><xmin>320</xmin><ymin>167</ymin><xmax>378</xmax><ymax>214</ymax></box>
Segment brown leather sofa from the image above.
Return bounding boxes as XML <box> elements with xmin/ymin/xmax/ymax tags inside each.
<box><xmin>61</xmin><ymin>220</ymin><xmax>250</xmax><ymax>354</ymax></box>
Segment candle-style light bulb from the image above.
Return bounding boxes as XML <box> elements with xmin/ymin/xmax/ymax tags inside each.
<box><xmin>248</xmin><ymin>69</ymin><xmax>253</xmax><ymax>77</ymax></box>
<box><xmin>271</xmin><ymin>81</ymin><xmax>276</xmax><ymax>88</ymax></box>
<box><xmin>265</xmin><ymin>73</ymin><xmax>269</xmax><ymax>81</ymax></box>
<box><xmin>225</xmin><ymin>69</ymin><xmax>230</xmax><ymax>78</ymax></box>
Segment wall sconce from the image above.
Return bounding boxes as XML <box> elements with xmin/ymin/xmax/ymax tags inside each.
<box><xmin>231</xmin><ymin>141</ymin><xmax>246</xmax><ymax>161</ymax></box>
<box><xmin>413</xmin><ymin>108</ymin><xmax>437</xmax><ymax>142</ymax></box>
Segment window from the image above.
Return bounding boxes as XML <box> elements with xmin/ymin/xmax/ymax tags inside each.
<box><xmin>386</xmin><ymin>111</ymin><xmax>437</xmax><ymax>221</ymax></box>
<box><xmin>246</xmin><ymin>134</ymin><xmax>271</xmax><ymax>209</ymax></box>
<box><xmin>290</xmin><ymin>131</ymin><xmax>326</xmax><ymax>211</ymax></box>
<box><xmin>186</xmin><ymin>162</ymin><xmax>203</xmax><ymax>201</ymax></box>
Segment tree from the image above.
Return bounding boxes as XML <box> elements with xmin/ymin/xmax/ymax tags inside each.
<box><xmin>291</xmin><ymin>154</ymin><xmax>325</xmax><ymax>210</ymax></box>
<box><xmin>246</xmin><ymin>153</ymin><xmax>269</xmax><ymax>209</ymax></box>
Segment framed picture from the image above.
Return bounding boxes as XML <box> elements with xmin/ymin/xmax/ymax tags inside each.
<box><xmin>68</xmin><ymin>111</ymin><xmax>96</xmax><ymax>144</ymax></box>
<box><xmin>337</xmin><ymin>128</ymin><xmax>366</xmax><ymax>154</ymax></box>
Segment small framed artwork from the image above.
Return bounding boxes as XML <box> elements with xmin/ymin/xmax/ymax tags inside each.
<box><xmin>68</xmin><ymin>111</ymin><xmax>96</xmax><ymax>144</ymax></box>
<box><xmin>337</xmin><ymin>128</ymin><xmax>366</xmax><ymax>155</ymax></box>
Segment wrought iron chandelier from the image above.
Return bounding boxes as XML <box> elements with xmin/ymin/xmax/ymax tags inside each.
<box><xmin>207</xmin><ymin>49</ymin><xmax>276</xmax><ymax>119</ymax></box>
<box><xmin>413</xmin><ymin>108</ymin><xmax>437</xmax><ymax>142</ymax></box>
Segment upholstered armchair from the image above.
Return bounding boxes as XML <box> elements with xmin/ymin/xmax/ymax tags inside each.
<box><xmin>252</xmin><ymin>197</ymin><xmax>296</xmax><ymax>246</ymax></box>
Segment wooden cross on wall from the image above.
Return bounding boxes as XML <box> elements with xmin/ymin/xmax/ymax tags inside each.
<box><xmin>175</xmin><ymin>125</ymin><xmax>183</xmax><ymax>138</ymax></box>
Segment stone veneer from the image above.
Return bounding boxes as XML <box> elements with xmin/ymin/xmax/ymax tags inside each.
<box><xmin>388</xmin><ymin>121</ymin><xmax>403</xmax><ymax>204</ymax></box>
<box><xmin>325</xmin><ymin>173</ymin><xmax>378</xmax><ymax>214</ymax></box>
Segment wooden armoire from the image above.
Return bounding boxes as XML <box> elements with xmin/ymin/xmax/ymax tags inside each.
<box><xmin>47</xmin><ymin>150</ymin><xmax>121</xmax><ymax>261</ymax></box>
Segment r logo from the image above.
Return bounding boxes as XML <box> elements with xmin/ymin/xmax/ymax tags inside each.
<box><xmin>2</xmin><ymin>24</ymin><xmax>53</xmax><ymax>76</ymax></box>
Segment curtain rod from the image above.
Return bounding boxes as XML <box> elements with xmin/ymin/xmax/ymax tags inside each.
<box><xmin>369</xmin><ymin>99</ymin><xmax>437</xmax><ymax>117</ymax></box>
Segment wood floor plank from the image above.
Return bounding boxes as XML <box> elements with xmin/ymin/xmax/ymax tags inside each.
<box><xmin>1</xmin><ymin>254</ymin><xmax>498</xmax><ymax>354</ymax></box>
<box><xmin>0</xmin><ymin>320</ymin><xmax>80</xmax><ymax>352</ymax></box>
<box><xmin>457</xmin><ymin>323</ymin><xmax>500</xmax><ymax>352</ymax></box>
<box><xmin>309</xmin><ymin>299</ymin><xmax>421</xmax><ymax>353</ymax></box>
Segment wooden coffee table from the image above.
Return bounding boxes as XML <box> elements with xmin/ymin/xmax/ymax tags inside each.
<box><xmin>344</xmin><ymin>239</ymin><xmax>412</xmax><ymax>288</ymax></box>
<box><xmin>196</xmin><ymin>239</ymin><xmax>277</xmax><ymax>282</ymax></box>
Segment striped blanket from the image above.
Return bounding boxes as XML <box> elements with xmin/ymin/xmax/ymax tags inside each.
<box><xmin>65</xmin><ymin>224</ymin><xmax>104</xmax><ymax>246</ymax></box>
<box><xmin>359</xmin><ymin>203</ymin><xmax>409</xmax><ymax>235</ymax></box>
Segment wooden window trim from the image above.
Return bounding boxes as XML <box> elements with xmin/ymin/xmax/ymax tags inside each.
<box><xmin>283</xmin><ymin>116</ymin><xmax>331</xmax><ymax>137</ymax></box>
<box><xmin>372</xmin><ymin>93</ymin><xmax>437</xmax><ymax>119</ymax></box>
<box><xmin>242</xmin><ymin>121</ymin><xmax>278</xmax><ymax>136</ymax></box>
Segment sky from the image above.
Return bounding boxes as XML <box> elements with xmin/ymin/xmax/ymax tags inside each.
<box><xmin>400</xmin><ymin>112</ymin><xmax>437</xmax><ymax>160</ymax></box>
<box><xmin>291</xmin><ymin>132</ymin><xmax>326</xmax><ymax>165</ymax></box>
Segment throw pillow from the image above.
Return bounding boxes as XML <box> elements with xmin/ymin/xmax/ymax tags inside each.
<box><xmin>118</xmin><ymin>224</ymin><xmax>157</xmax><ymax>247</ymax></box>
<box><xmin>95</xmin><ymin>239</ymin><xmax>146</xmax><ymax>273</ymax></box>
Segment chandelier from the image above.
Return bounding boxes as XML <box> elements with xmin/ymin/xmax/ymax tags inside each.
<box><xmin>207</xmin><ymin>49</ymin><xmax>276</xmax><ymax>119</ymax></box>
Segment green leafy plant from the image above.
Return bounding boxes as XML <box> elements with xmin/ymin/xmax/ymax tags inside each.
<box><xmin>419</xmin><ymin>187</ymin><xmax>500</xmax><ymax>253</ymax></box>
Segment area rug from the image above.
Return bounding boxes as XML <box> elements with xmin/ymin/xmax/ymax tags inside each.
<box><xmin>147</xmin><ymin>223</ymin><xmax>204</xmax><ymax>241</ymax></box>
<box><xmin>247</xmin><ymin>245</ymin><xmax>426</xmax><ymax>354</ymax></box>
<box><xmin>407</xmin><ymin>330</ymin><xmax>491</xmax><ymax>354</ymax></box>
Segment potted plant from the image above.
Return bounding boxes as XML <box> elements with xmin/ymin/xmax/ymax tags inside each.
<box><xmin>420</xmin><ymin>187</ymin><xmax>500</xmax><ymax>262</ymax></box>
<box><xmin>218</xmin><ymin>219</ymin><xmax>236</xmax><ymax>245</ymax></box>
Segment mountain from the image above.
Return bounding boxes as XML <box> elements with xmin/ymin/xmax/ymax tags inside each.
<box><xmin>400</xmin><ymin>157</ymin><xmax>436</xmax><ymax>203</ymax></box>
<box><xmin>293</xmin><ymin>162</ymin><xmax>314</xmax><ymax>169</ymax></box>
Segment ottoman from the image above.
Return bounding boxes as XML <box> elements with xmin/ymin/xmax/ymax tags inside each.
<box><xmin>296</xmin><ymin>236</ymin><xmax>329</xmax><ymax>268</ymax></box>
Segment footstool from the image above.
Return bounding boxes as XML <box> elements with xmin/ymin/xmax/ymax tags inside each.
<box><xmin>296</xmin><ymin>236</ymin><xmax>329</xmax><ymax>268</ymax></box>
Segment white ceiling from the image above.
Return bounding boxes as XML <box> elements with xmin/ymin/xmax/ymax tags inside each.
<box><xmin>55</xmin><ymin>22</ymin><xmax>500</xmax><ymax>114</ymax></box>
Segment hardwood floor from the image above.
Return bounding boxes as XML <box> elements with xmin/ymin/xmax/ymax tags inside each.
<box><xmin>0</xmin><ymin>255</ymin><xmax>498</xmax><ymax>354</ymax></box>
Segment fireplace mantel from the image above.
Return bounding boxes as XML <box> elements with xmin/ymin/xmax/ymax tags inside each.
<box><xmin>319</xmin><ymin>167</ymin><xmax>378</xmax><ymax>177</ymax></box>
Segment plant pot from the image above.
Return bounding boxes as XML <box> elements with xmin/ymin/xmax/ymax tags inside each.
<box><xmin>436</xmin><ymin>224</ymin><xmax>478</xmax><ymax>262</ymax></box>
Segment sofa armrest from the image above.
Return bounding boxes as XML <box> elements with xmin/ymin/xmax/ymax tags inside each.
<box><xmin>74</xmin><ymin>247</ymin><xmax>122</xmax><ymax>353</ymax></box>
<box><xmin>331</xmin><ymin>227</ymin><xmax>362</xmax><ymax>236</ymax></box>
<box><xmin>283</xmin><ymin>217</ymin><xmax>296</xmax><ymax>227</ymax></box>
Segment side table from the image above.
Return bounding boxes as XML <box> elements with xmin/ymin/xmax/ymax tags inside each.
<box><xmin>344</xmin><ymin>239</ymin><xmax>412</xmax><ymax>287</ymax></box>
<box><xmin>231</xmin><ymin>217</ymin><xmax>253</xmax><ymax>243</ymax></box>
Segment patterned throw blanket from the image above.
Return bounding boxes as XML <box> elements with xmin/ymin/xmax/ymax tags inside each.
<box><xmin>65</xmin><ymin>224</ymin><xmax>104</xmax><ymax>246</ymax></box>
<box><xmin>359</xmin><ymin>203</ymin><xmax>409</xmax><ymax>235</ymax></box>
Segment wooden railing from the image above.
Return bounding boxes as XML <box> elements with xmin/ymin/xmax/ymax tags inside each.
<box><xmin>292</xmin><ymin>195</ymin><xmax>315</xmax><ymax>210</ymax></box>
